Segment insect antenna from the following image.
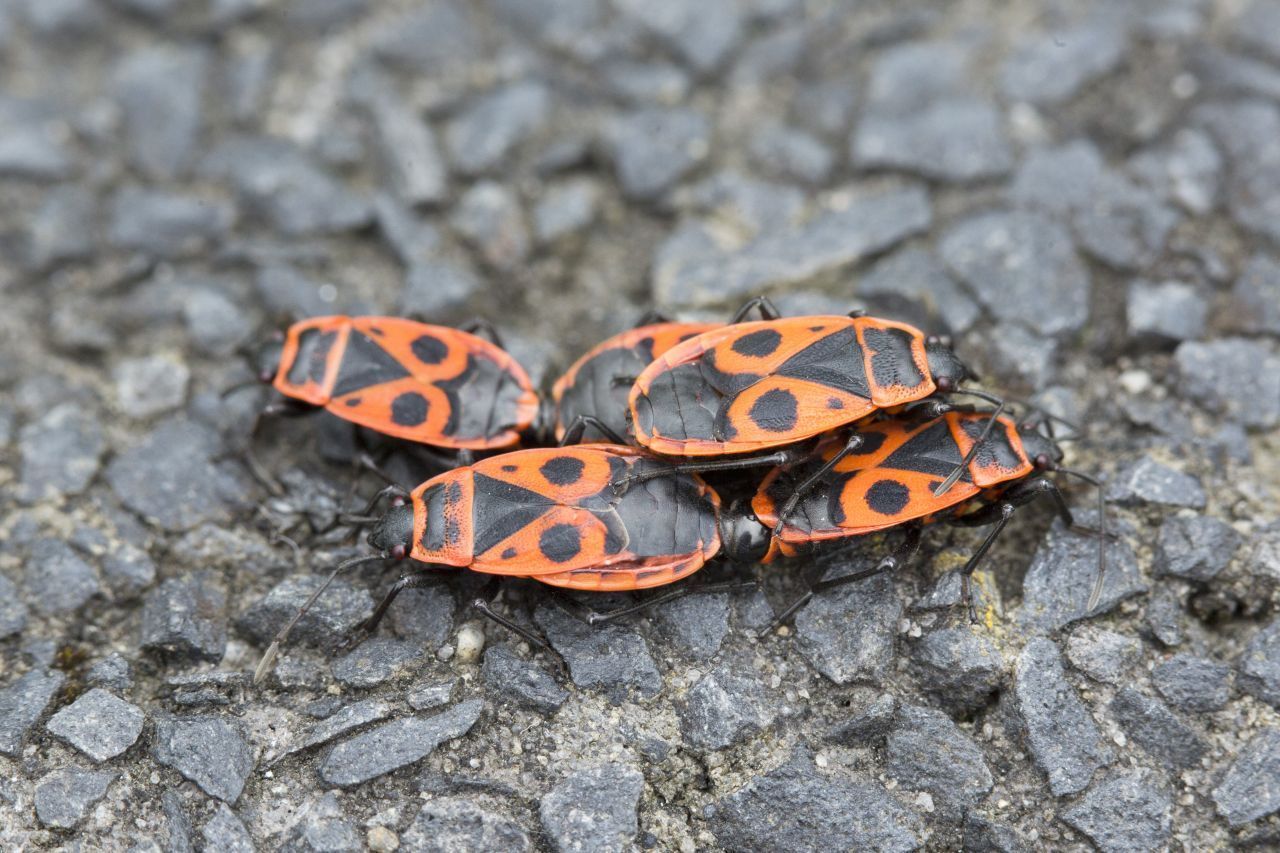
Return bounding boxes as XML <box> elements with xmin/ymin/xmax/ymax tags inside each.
<box><xmin>252</xmin><ymin>553</ymin><xmax>387</xmax><ymax>685</ymax></box>
<box><xmin>1057</xmin><ymin>467</ymin><xmax>1107</xmax><ymax>612</ymax></box>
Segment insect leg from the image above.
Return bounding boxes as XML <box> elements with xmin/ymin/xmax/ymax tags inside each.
<box><xmin>730</xmin><ymin>295</ymin><xmax>782</xmax><ymax>323</ymax></box>
<box><xmin>559</xmin><ymin>415</ymin><xmax>628</xmax><ymax>446</ymax></box>
<box><xmin>576</xmin><ymin>580</ymin><xmax>760</xmax><ymax>626</ymax></box>
<box><xmin>771</xmin><ymin>433</ymin><xmax>866</xmax><ymax>535</ymax></box>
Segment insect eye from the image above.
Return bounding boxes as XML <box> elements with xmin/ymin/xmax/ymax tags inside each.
<box><xmin>390</xmin><ymin>495</ymin><xmax>407</xmax><ymax>507</ymax></box>
<box><xmin>1035</xmin><ymin>453</ymin><xmax>1051</xmax><ymax>469</ymax></box>
<box><xmin>938</xmin><ymin>335</ymin><xmax>953</xmax><ymax>349</ymax></box>
<box><xmin>926</xmin><ymin>335</ymin><xmax>939</xmax><ymax>345</ymax></box>
<box><xmin>390</xmin><ymin>544</ymin><xmax>407</xmax><ymax>560</ymax></box>
<box><xmin>935</xmin><ymin>376</ymin><xmax>953</xmax><ymax>392</ymax></box>
<box><xmin>258</xmin><ymin>369</ymin><xmax>274</xmax><ymax>383</ymax></box>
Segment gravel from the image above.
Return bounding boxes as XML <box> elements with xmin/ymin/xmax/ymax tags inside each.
<box><xmin>885</xmin><ymin>704</ymin><xmax>993</xmax><ymax>822</ymax></box>
<box><xmin>1175</xmin><ymin>337</ymin><xmax>1280</xmax><ymax>428</ymax></box>
<box><xmin>0</xmin><ymin>668</ymin><xmax>66</xmax><ymax>757</ymax></box>
<box><xmin>1107</xmin><ymin>456</ymin><xmax>1207</xmax><ymax>508</ymax></box>
<box><xmin>17</xmin><ymin>402</ymin><xmax>107</xmax><ymax>504</ymax></box>
<box><xmin>46</xmin><ymin>688</ymin><xmax>145</xmax><ymax>762</ymax></box>
<box><xmin>1109</xmin><ymin>687</ymin><xmax>1207</xmax><ymax>769</ymax></box>
<box><xmin>140</xmin><ymin>572</ymin><xmax>227</xmax><ymax>664</ymax></box>
<box><xmin>25</xmin><ymin>537</ymin><xmax>100</xmax><ymax>614</ymax></box>
<box><xmin>34</xmin><ymin>768</ymin><xmax>117</xmax><ymax>829</ymax></box>
<box><xmin>1213</xmin><ymin>728</ymin><xmax>1280</xmax><ymax>826</ymax></box>
<box><xmin>1013</xmin><ymin>638</ymin><xmax>1113</xmax><ymax>796</ymax></box>
<box><xmin>1153</xmin><ymin>653</ymin><xmax>1232</xmax><ymax>712</ymax></box>
<box><xmin>480</xmin><ymin>645</ymin><xmax>568</xmax><ymax>714</ymax></box>
<box><xmin>152</xmin><ymin>715</ymin><xmax>255</xmax><ymax>803</ymax></box>
<box><xmin>534</xmin><ymin>603</ymin><xmax>661</xmax><ymax>703</ymax></box>
<box><xmin>1061</xmin><ymin>769</ymin><xmax>1173</xmax><ymax>853</ymax></box>
<box><xmin>319</xmin><ymin>700</ymin><xmax>483</xmax><ymax>787</ymax></box>
<box><xmin>539</xmin><ymin>764</ymin><xmax>644</xmax><ymax>853</ymax></box>
<box><xmin>403</xmin><ymin>797</ymin><xmax>532</xmax><ymax>852</ymax></box>
<box><xmin>678</xmin><ymin>658</ymin><xmax>778</xmax><ymax>750</ymax></box>
<box><xmin>1156</xmin><ymin>514</ymin><xmax>1242</xmax><ymax>582</ymax></box>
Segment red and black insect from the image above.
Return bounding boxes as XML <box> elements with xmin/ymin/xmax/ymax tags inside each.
<box><xmin>550</xmin><ymin>318</ymin><xmax>718</xmax><ymax>444</ymax></box>
<box><xmin>253</xmin><ymin>443</ymin><xmax>770</xmax><ymax>681</ymax></box>
<box><xmin>752</xmin><ymin>410</ymin><xmax>1106</xmax><ymax>621</ymax></box>
<box><xmin>244</xmin><ymin>316</ymin><xmax>539</xmax><ymax>473</ymax></box>
<box><xmin>625</xmin><ymin>299</ymin><xmax>1008</xmax><ymax>498</ymax></box>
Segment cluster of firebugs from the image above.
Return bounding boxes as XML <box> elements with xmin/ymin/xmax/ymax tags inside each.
<box><xmin>246</xmin><ymin>298</ymin><xmax>1106</xmax><ymax>681</ymax></box>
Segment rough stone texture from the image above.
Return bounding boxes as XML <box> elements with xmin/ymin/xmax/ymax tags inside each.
<box><xmin>539</xmin><ymin>764</ymin><xmax>644</xmax><ymax>853</ymax></box>
<box><xmin>1239</xmin><ymin>618</ymin><xmax>1280</xmax><ymax>708</ymax></box>
<box><xmin>1062</xmin><ymin>769</ymin><xmax>1173</xmax><ymax>853</ymax></box>
<box><xmin>650</xmin><ymin>591</ymin><xmax>730</xmax><ymax>661</ymax></box>
<box><xmin>152</xmin><ymin>715</ymin><xmax>254</xmax><ymax>803</ymax></box>
<box><xmin>709</xmin><ymin>750</ymin><xmax>922</xmax><ymax>852</ymax></box>
<box><xmin>1109</xmin><ymin>687</ymin><xmax>1207</xmax><ymax>769</ymax></box>
<box><xmin>237</xmin><ymin>573</ymin><xmax>373</xmax><ymax>649</ymax></box>
<box><xmin>34</xmin><ymin>769</ymin><xmax>117</xmax><ymax>829</ymax></box>
<box><xmin>278</xmin><ymin>791</ymin><xmax>362</xmax><ymax>851</ymax></box>
<box><xmin>795</xmin><ymin>569</ymin><xmax>901</xmax><ymax>686</ymax></box>
<box><xmin>140</xmin><ymin>572</ymin><xmax>227</xmax><ymax>664</ymax></box>
<box><xmin>1230</xmin><ymin>253</ymin><xmax>1280</xmax><ymax>335</ymax></box>
<box><xmin>1107</xmin><ymin>457</ymin><xmax>1207</xmax><ymax>509</ymax></box>
<box><xmin>678</xmin><ymin>659</ymin><xmax>778</xmax><ymax>750</ymax></box>
<box><xmin>1175</xmin><ymin>338</ymin><xmax>1280</xmax><ymax>429</ymax></box>
<box><xmin>201</xmin><ymin>803</ymin><xmax>255</xmax><ymax>853</ymax></box>
<box><xmin>1213</xmin><ymin>728</ymin><xmax>1280</xmax><ymax>826</ymax></box>
<box><xmin>939</xmin><ymin>211</ymin><xmax>1090</xmax><ymax>335</ymax></box>
<box><xmin>0</xmin><ymin>574</ymin><xmax>28</xmax><ymax>640</ymax></box>
<box><xmin>330</xmin><ymin>638</ymin><xmax>425</xmax><ymax>688</ymax></box>
<box><xmin>1064</xmin><ymin>626</ymin><xmax>1142</xmax><ymax>685</ymax></box>
<box><xmin>113</xmin><ymin>354</ymin><xmax>190</xmax><ymax>419</ymax></box>
<box><xmin>655</xmin><ymin>184</ymin><xmax>930</xmax><ymax>309</ymax></box>
<box><xmin>403</xmin><ymin>797</ymin><xmax>532</xmax><ymax>852</ymax></box>
<box><xmin>17</xmin><ymin>402</ymin><xmax>106</xmax><ymax>503</ymax></box>
<box><xmin>886</xmin><ymin>704</ymin><xmax>993</xmax><ymax>822</ymax></box>
<box><xmin>1156</xmin><ymin>514</ymin><xmax>1241</xmax><ymax>582</ymax></box>
<box><xmin>281</xmin><ymin>699</ymin><xmax>393</xmax><ymax>759</ymax></box>
<box><xmin>25</xmin><ymin>537</ymin><xmax>100</xmax><ymax>614</ymax></box>
<box><xmin>910</xmin><ymin>627</ymin><xmax>1004</xmax><ymax>713</ymax></box>
<box><xmin>320</xmin><ymin>700</ymin><xmax>483</xmax><ymax>786</ymax></box>
<box><xmin>534</xmin><ymin>603</ymin><xmax>661</xmax><ymax>703</ymax></box>
<box><xmin>481</xmin><ymin>646</ymin><xmax>568</xmax><ymax>714</ymax></box>
<box><xmin>1013</xmin><ymin>639</ymin><xmax>1113</xmax><ymax>796</ymax></box>
<box><xmin>1153</xmin><ymin>653</ymin><xmax>1232</xmax><ymax>713</ymax></box>
<box><xmin>0</xmin><ymin>668</ymin><xmax>66</xmax><ymax>757</ymax></box>
<box><xmin>46</xmin><ymin>688</ymin><xmax>145</xmax><ymax>762</ymax></box>
<box><xmin>1127</xmin><ymin>279</ymin><xmax>1208</xmax><ymax>344</ymax></box>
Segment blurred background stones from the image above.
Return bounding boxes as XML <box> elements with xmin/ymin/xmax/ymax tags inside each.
<box><xmin>0</xmin><ymin>0</ymin><xmax>1277</xmax><ymax>849</ymax></box>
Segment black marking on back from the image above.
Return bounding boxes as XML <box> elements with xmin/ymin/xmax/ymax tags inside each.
<box><xmin>557</xmin><ymin>347</ymin><xmax>642</xmax><ymax>441</ymax></box>
<box><xmin>731</xmin><ymin>328</ymin><xmax>782</xmax><ymax>358</ymax></box>
<box><xmin>420</xmin><ymin>484</ymin><xmax>450</xmax><ymax>552</ymax></box>
<box><xmin>472</xmin><ymin>472</ymin><xmax>555</xmax><ymax>557</ymax></box>
<box><xmin>881</xmin><ymin>419</ymin><xmax>968</xmax><ymax>480</ymax></box>
<box><xmin>865</xmin><ymin>479</ymin><xmax>911</xmax><ymax>515</ymax></box>
<box><xmin>287</xmin><ymin>328</ymin><xmax>337</xmax><ymax>386</ymax></box>
<box><xmin>501</xmin><ymin>464</ymin><xmax>518</xmax><ymax>473</ymax></box>
<box><xmin>539</xmin><ymin>524</ymin><xmax>582</xmax><ymax>563</ymax></box>
<box><xmin>501</xmin><ymin>547</ymin><xmax>517</xmax><ymax>559</ymax></box>
<box><xmin>332</xmin><ymin>330</ymin><xmax>411</xmax><ymax>397</ymax></box>
<box><xmin>850</xmin><ymin>430</ymin><xmax>887</xmax><ymax>456</ymax></box>
<box><xmin>863</xmin><ymin>326</ymin><xmax>924</xmax><ymax>389</ymax></box>
<box><xmin>960</xmin><ymin>418</ymin><xmax>1021</xmax><ymax>472</ymax></box>
<box><xmin>827</xmin><ymin>397</ymin><xmax>843</xmax><ymax>410</ymax></box>
<box><xmin>345</xmin><ymin>397</ymin><xmax>361</xmax><ymax>407</ymax></box>
<box><xmin>748</xmin><ymin>388</ymin><xmax>799</xmax><ymax>432</ymax></box>
<box><xmin>603</xmin><ymin>456</ymin><xmax>716</xmax><ymax>558</ymax></box>
<box><xmin>774</xmin><ymin>327</ymin><xmax>871</xmax><ymax>398</ymax></box>
<box><xmin>634</xmin><ymin>336</ymin><xmax>656</xmax><ymax>365</ymax></box>
<box><xmin>700</xmin><ymin>347</ymin><xmax>762</xmax><ymax>395</ymax></box>
<box><xmin>411</xmin><ymin>334</ymin><xmax>450</xmax><ymax>365</ymax></box>
<box><xmin>437</xmin><ymin>354</ymin><xmax>527</xmax><ymax>440</ymax></box>
<box><xmin>540</xmin><ymin>456</ymin><xmax>585</xmax><ymax>486</ymax></box>
<box><xmin>391</xmin><ymin>392</ymin><xmax>429</xmax><ymax>427</ymax></box>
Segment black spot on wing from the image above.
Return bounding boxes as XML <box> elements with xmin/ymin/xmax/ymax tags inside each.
<box><xmin>540</xmin><ymin>456</ymin><xmax>585</xmax><ymax>486</ymax></box>
<box><xmin>472</xmin><ymin>472</ymin><xmax>555</xmax><ymax>557</ymax></box>
<box><xmin>827</xmin><ymin>397</ymin><xmax>844</xmax><ymax>410</ymax></box>
<box><xmin>850</xmin><ymin>430</ymin><xmax>887</xmax><ymax>456</ymax></box>
<box><xmin>411</xmin><ymin>334</ymin><xmax>450</xmax><ymax>365</ymax></box>
<box><xmin>865</xmin><ymin>479</ymin><xmax>911</xmax><ymax>515</ymax></box>
<box><xmin>775</xmin><ymin>327</ymin><xmax>871</xmax><ymax>399</ymax></box>
<box><xmin>332</xmin><ymin>330</ymin><xmax>412</xmax><ymax>396</ymax></box>
<box><xmin>881</xmin><ymin>419</ymin><xmax>968</xmax><ymax>480</ymax></box>
<box><xmin>501</xmin><ymin>464</ymin><xmax>518</xmax><ymax>473</ymax></box>
<box><xmin>501</xmin><ymin>547</ymin><xmax>517</xmax><ymax>559</ymax></box>
<box><xmin>731</xmin><ymin>328</ymin><xmax>782</xmax><ymax>357</ymax></box>
<box><xmin>748</xmin><ymin>388</ymin><xmax>798</xmax><ymax>432</ymax></box>
<box><xmin>286</xmin><ymin>328</ymin><xmax>338</xmax><ymax>386</ymax></box>
<box><xmin>345</xmin><ymin>397</ymin><xmax>361</xmax><ymax>407</ymax></box>
<box><xmin>863</xmin><ymin>326</ymin><xmax>924</xmax><ymax>390</ymax></box>
<box><xmin>391</xmin><ymin>392</ymin><xmax>429</xmax><ymax>426</ymax></box>
<box><xmin>539</xmin><ymin>523</ymin><xmax>582</xmax><ymax>563</ymax></box>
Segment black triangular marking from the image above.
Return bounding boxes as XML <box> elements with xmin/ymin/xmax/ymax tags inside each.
<box><xmin>472</xmin><ymin>472</ymin><xmax>557</xmax><ymax>557</ymax></box>
<box><xmin>881</xmin><ymin>419</ymin><xmax>970</xmax><ymax>481</ymax></box>
<box><xmin>331</xmin><ymin>330</ymin><xmax>412</xmax><ymax>397</ymax></box>
<box><xmin>774</xmin><ymin>327</ymin><xmax>871</xmax><ymax>398</ymax></box>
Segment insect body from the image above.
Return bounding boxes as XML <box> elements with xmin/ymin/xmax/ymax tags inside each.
<box><xmin>255</xmin><ymin>315</ymin><xmax>540</xmax><ymax>450</ymax></box>
<box><xmin>254</xmin><ymin>444</ymin><xmax>770</xmax><ymax>681</ymax></box>
<box><xmin>551</xmin><ymin>321</ymin><xmax>718</xmax><ymax>444</ymax></box>
<box><xmin>628</xmin><ymin>315</ymin><xmax>975</xmax><ymax>457</ymax></box>
<box><xmin>752</xmin><ymin>410</ymin><xmax>1104</xmax><ymax>619</ymax></box>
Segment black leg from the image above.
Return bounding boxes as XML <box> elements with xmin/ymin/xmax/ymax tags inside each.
<box><xmin>572</xmin><ymin>580</ymin><xmax>760</xmax><ymax>626</ymax></box>
<box><xmin>730</xmin><ymin>296</ymin><xmax>782</xmax><ymax>323</ymax></box>
<box><xmin>351</xmin><ymin>566</ymin><xmax>454</xmax><ymax>643</ymax></box>
<box><xmin>771</xmin><ymin>433</ymin><xmax>865</xmax><ymax>535</ymax></box>
<box><xmin>470</xmin><ymin>597</ymin><xmax>565</xmax><ymax>673</ymax></box>
<box><xmin>957</xmin><ymin>504</ymin><xmax>1015</xmax><ymax>624</ymax></box>
<box><xmin>612</xmin><ymin>447</ymin><xmax>805</xmax><ymax>494</ymax></box>
<box><xmin>240</xmin><ymin>400</ymin><xmax>316</xmax><ymax>496</ymax></box>
<box><xmin>759</xmin><ymin>526</ymin><xmax>921</xmax><ymax>638</ymax></box>
<box><xmin>933</xmin><ymin>399</ymin><xmax>1006</xmax><ymax>497</ymax></box>
<box><xmin>559</xmin><ymin>415</ymin><xmax>628</xmax><ymax>446</ymax></box>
